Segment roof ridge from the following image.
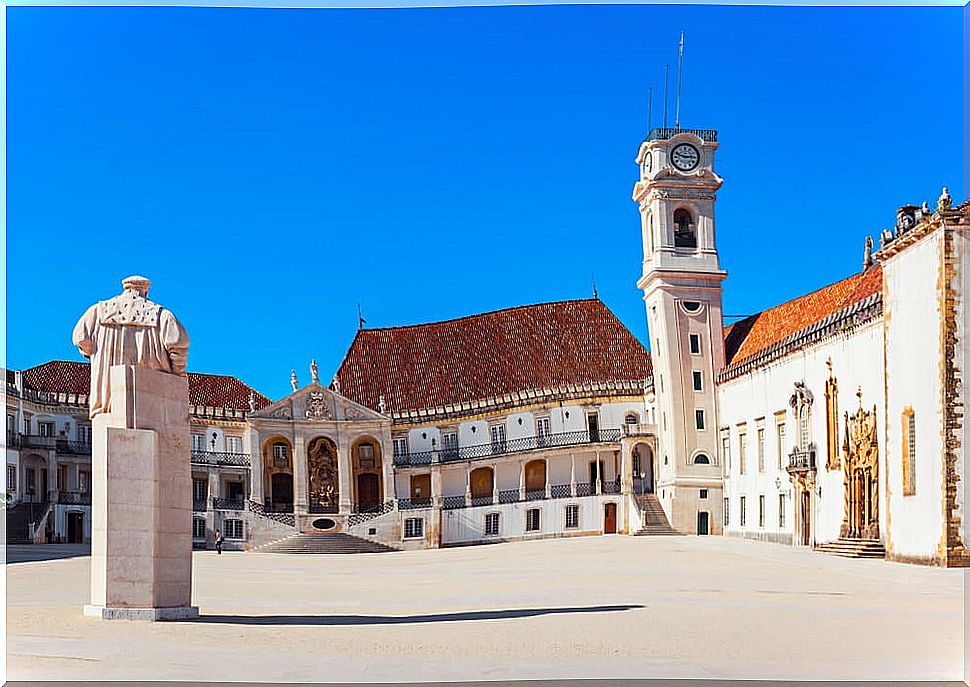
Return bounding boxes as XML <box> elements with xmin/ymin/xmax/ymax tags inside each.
<box><xmin>358</xmin><ymin>298</ymin><xmax>602</xmax><ymax>333</ymax></box>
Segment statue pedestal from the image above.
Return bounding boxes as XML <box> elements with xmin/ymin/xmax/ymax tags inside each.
<box><xmin>84</xmin><ymin>365</ymin><xmax>198</xmax><ymax>621</ymax></box>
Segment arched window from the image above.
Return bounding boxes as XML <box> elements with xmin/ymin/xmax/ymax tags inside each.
<box><xmin>673</xmin><ymin>208</ymin><xmax>697</xmax><ymax>249</ymax></box>
<box><xmin>694</xmin><ymin>453</ymin><xmax>711</xmax><ymax>464</ymax></box>
<box><xmin>624</xmin><ymin>413</ymin><xmax>639</xmax><ymax>425</ymax></box>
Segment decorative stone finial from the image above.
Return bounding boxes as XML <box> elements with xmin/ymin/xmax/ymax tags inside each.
<box><xmin>121</xmin><ymin>275</ymin><xmax>151</xmax><ymax>295</ymax></box>
<box><xmin>310</xmin><ymin>359</ymin><xmax>319</xmax><ymax>384</ymax></box>
<box><xmin>290</xmin><ymin>369</ymin><xmax>298</xmax><ymax>392</ymax></box>
<box><xmin>862</xmin><ymin>236</ymin><xmax>873</xmax><ymax>271</ymax></box>
<box><xmin>937</xmin><ymin>186</ymin><xmax>953</xmax><ymax>213</ymax></box>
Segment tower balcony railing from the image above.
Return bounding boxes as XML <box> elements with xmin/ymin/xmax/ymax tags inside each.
<box><xmin>645</xmin><ymin>127</ymin><xmax>718</xmax><ymax>142</ymax></box>
<box><xmin>393</xmin><ymin>428</ymin><xmax>621</xmax><ymax>467</ymax></box>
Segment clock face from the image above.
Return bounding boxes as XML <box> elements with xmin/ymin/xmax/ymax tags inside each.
<box><xmin>640</xmin><ymin>152</ymin><xmax>652</xmax><ymax>177</ymax></box>
<box><xmin>670</xmin><ymin>143</ymin><xmax>700</xmax><ymax>172</ymax></box>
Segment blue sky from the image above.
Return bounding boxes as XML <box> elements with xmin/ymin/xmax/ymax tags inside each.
<box><xmin>7</xmin><ymin>5</ymin><xmax>964</xmax><ymax>400</ymax></box>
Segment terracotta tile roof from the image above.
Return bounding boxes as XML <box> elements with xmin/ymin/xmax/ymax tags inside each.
<box><xmin>334</xmin><ymin>298</ymin><xmax>652</xmax><ymax>413</ymax></box>
<box><xmin>20</xmin><ymin>360</ymin><xmax>271</xmax><ymax>411</ymax></box>
<box><xmin>723</xmin><ymin>264</ymin><xmax>883</xmax><ymax>370</ymax></box>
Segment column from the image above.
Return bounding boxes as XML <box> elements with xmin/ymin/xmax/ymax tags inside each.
<box><xmin>206</xmin><ymin>466</ymin><xmax>219</xmax><ymax>547</ymax></box>
<box><xmin>430</xmin><ymin>464</ymin><xmax>443</xmax><ymax>508</ymax></box>
<box><xmin>595</xmin><ymin>450</ymin><xmax>602</xmax><ymax>495</ymax></box>
<box><xmin>46</xmin><ymin>452</ymin><xmax>57</xmax><ymax>503</ymax></box>
<box><xmin>518</xmin><ymin>461</ymin><xmax>526</xmax><ymax>500</ymax></box>
<box><xmin>338</xmin><ymin>443</ymin><xmax>352</xmax><ymax>514</ymax></box>
<box><xmin>464</xmin><ymin>468</ymin><xmax>471</xmax><ymax>506</ymax></box>
<box><xmin>249</xmin><ymin>431</ymin><xmax>263</xmax><ymax>507</ymax></box>
<box><xmin>544</xmin><ymin>460</ymin><xmax>551</xmax><ymax>499</ymax></box>
<box><xmin>570</xmin><ymin>454</ymin><xmax>576</xmax><ymax>497</ymax></box>
<box><xmin>293</xmin><ymin>435</ymin><xmax>307</xmax><ymax>516</ymax></box>
<box><xmin>492</xmin><ymin>465</ymin><xmax>499</xmax><ymax>504</ymax></box>
<box><xmin>381</xmin><ymin>431</ymin><xmax>395</xmax><ymax>504</ymax></box>
<box><xmin>620</xmin><ymin>444</ymin><xmax>633</xmax><ymax>495</ymax></box>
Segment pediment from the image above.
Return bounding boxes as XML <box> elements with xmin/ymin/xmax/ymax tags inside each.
<box><xmin>250</xmin><ymin>382</ymin><xmax>388</xmax><ymax>423</ymax></box>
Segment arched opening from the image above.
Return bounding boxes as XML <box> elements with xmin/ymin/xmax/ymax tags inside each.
<box><xmin>524</xmin><ymin>459</ymin><xmax>546</xmax><ymax>494</ymax></box>
<box><xmin>263</xmin><ymin>438</ymin><xmax>294</xmax><ymax>512</ymax></box>
<box><xmin>693</xmin><ymin>453</ymin><xmax>711</xmax><ymax>465</ymax></box>
<box><xmin>624</xmin><ymin>412</ymin><xmax>639</xmax><ymax>426</ymax></box>
<box><xmin>470</xmin><ymin>466</ymin><xmax>494</xmax><ymax>502</ymax></box>
<box><xmin>351</xmin><ymin>437</ymin><xmax>383</xmax><ymax>513</ymax></box>
<box><xmin>22</xmin><ymin>454</ymin><xmax>47</xmax><ymax>503</ymax></box>
<box><xmin>307</xmin><ymin>437</ymin><xmax>339</xmax><ymax>513</ymax></box>
<box><xmin>673</xmin><ymin>208</ymin><xmax>697</xmax><ymax>249</ymax></box>
<box><xmin>633</xmin><ymin>443</ymin><xmax>655</xmax><ymax>494</ymax></box>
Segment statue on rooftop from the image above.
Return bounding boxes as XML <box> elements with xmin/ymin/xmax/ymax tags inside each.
<box><xmin>72</xmin><ymin>275</ymin><xmax>190</xmax><ymax>418</ymax></box>
<box><xmin>862</xmin><ymin>236</ymin><xmax>874</xmax><ymax>271</ymax></box>
<box><xmin>291</xmin><ymin>369</ymin><xmax>299</xmax><ymax>392</ymax></box>
<box><xmin>310</xmin><ymin>359</ymin><xmax>319</xmax><ymax>384</ymax></box>
<box><xmin>937</xmin><ymin>186</ymin><xmax>953</xmax><ymax>213</ymax></box>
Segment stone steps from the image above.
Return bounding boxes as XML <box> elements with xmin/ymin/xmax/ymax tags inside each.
<box><xmin>255</xmin><ymin>532</ymin><xmax>398</xmax><ymax>554</ymax></box>
<box><xmin>634</xmin><ymin>493</ymin><xmax>682</xmax><ymax>536</ymax></box>
<box><xmin>5</xmin><ymin>503</ymin><xmax>42</xmax><ymax>544</ymax></box>
<box><xmin>815</xmin><ymin>538</ymin><xmax>886</xmax><ymax>559</ymax></box>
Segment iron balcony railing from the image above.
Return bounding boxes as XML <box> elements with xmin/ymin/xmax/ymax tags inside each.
<box><xmin>398</xmin><ymin>497</ymin><xmax>433</xmax><ymax>511</ymax></box>
<box><xmin>57</xmin><ymin>490</ymin><xmax>91</xmax><ymax>505</ymax></box>
<box><xmin>575</xmin><ymin>482</ymin><xmax>592</xmax><ymax>497</ymax></box>
<box><xmin>211</xmin><ymin>497</ymin><xmax>246</xmax><ymax>511</ymax></box>
<box><xmin>192</xmin><ymin>498</ymin><xmax>208</xmax><ymax>512</ymax></box>
<box><xmin>787</xmin><ymin>447</ymin><xmax>817</xmax><ymax>472</ymax></box>
<box><xmin>7</xmin><ymin>434</ymin><xmax>92</xmax><ymax>455</ymax></box>
<box><xmin>393</xmin><ymin>428</ymin><xmax>621</xmax><ymax>467</ymax></box>
<box><xmin>645</xmin><ymin>127</ymin><xmax>718</xmax><ymax>142</ymax></box>
<box><xmin>191</xmin><ymin>451</ymin><xmax>251</xmax><ymax>467</ymax></box>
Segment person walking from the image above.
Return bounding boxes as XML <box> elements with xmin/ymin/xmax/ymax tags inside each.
<box><xmin>214</xmin><ymin>529</ymin><xmax>223</xmax><ymax>555</ymax></box>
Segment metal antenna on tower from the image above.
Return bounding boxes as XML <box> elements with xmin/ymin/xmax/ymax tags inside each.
<box><xmin>662</xmin><ymin>64</ymin><xmax>669</xmax><ymax>129</ymax></box>
<box><xmin>647</xmin><ymin>86</ymin><xmax>653</xmax><ymax>134</ymax></box>
<box><xmin>675</xmin><ymin>32</ymin><xmax>685</xmax><ymax>129</ymax></box>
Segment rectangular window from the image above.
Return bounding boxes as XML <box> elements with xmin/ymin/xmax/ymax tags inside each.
<box><xmin>223</xmin><ymin>519</ymin><xmax>244</xmax><ymax>539</ymax></box>
<box><xmin>779</xmin><ymin>494</ymin><xmax>787</xmax><ymax>528</ymax></box>
<box><xmin>191</xmin><ymin>433</ymin><xmax>205</xmax><ymax>452</ymax></box>
<box><xmin>757</xmin><ymin>427</ymin><xmax>766</xmax><ymax>473</ymax></box>
<box><xmin>692</xmin><ymin>371</ymin><xmax>703</xmax><ymax>392</ymax></box>
<box><xmin>776</xmin><ymin>420</ymin><xmax>786</xmax><ymax>469</ymax></box>
<box><xmin>404</xmin><ymin>517</ymin><xmax>424</xmax><ymax>539</ymax></box>
<box><xmin>193</xmin><ymin>478</ymin><xmax>208</xmax><ymax>502</ymax></box>
<box><xmin>490</xmin><ymin>424</ymin><xmax>507</xmax><ymax>453</ymax></box>
<box><xmin>699</xmin><ymin>489</ymin><xmax>708</xmax><ymax>499</ymax></box>
<box><xmin>192</xmin><ymin>517</ymin><xmax>206</xmax><ymax>539</ymax></box>
<box><xmin>739</xmin><ymin>433</ymin><xmax>747</xmax><ymax>474</ymax></box>
<box><xmin>525</xmin><ymin>508</ymin><xmax>541</xmax><ymax>532</ymax></box>
<box><xmin>272</xmin><ymin>442</ymin><xmax>290</xmax><ymax>468</ymax></box>
<box><xmin>6</xmin><ymin>415</ymin><xmax>14</xmax><ymax>434</ymax></box>
<box><xmin>392</xmin><ymin>437</ymin><xmax>408</xmax><ymax>458</ymax></box>
<box><xmin>78</xmin><ymin>424</ymin><xmax>92</xmax><ymax>444</ymax></box>
<box><xmin>740</xmin><ymin>496</ymin><xmax>746</xmax><ymax>527</ymax></box>
<box><xmin>758</xmin><ymin>495</ymin><xmax>765</xmax><ymax>528</ymax></box>
<box><xmin>79</xmin><ymin>471</ymin><xmax>90</xmax><ymax>493</ymax></box>
<box><xmin>565</xmin><ymin>504</ymin><xmax>579</xmax><ymax>529</ymax></box>
<box><xmin>484</xmin><ymin>512</ymin><xmax>500</xmax><ymax>536</ymax></box>
<box><xmin>358</xmin><ymin>443</ymin><xmax>375</xmax><ymax>462</ymax></box>
<box><xmin>902</xmin><ymin>409</ymin><xmax>917</xmax><ymax>495</ymax></box>
<box><xmin>723</xmin><ymin>497</ymin><xmax>729</xmax><ymax>527</ymax></box>
<box><xmin>39</xmin><ymin>422</ymin><xmax>55</xmax><ymax>438</ymax></box>
<box><xmin>722</xmin><ymin>435</ymin><xmax>731</xmax><ymax>471</ymax></box>
<box><xmin>536</xmin><ymin>417</ymin><xmax>551</xmax><ymax>443</ymax></box>
<box><xmin>6</xmin><ymin>464</ymin><xmax>15</xmax><ymax>491</ymax></box>
<box><xmin>799</xmin><ymin>410</ymin><xmax>811</xmax><ymax>451</ymax></box>
<box><xmin>695</xmin><ymin>409</ymin><xmax>706</xmax><ymax>430</ymax></box>
<box><xmin>225</xmin><ymin>435</ymin><xmax>243</xmax><ymax>453</ymax></box>
<box><xmin>441</xmin><ymin>431</ymin><xmax>458</xmax><ymax>457</ymax></box>
<box><xmin>689</xmin><ymin>333</ymin><xmax>701</xmax><ymax>355</ymax></box>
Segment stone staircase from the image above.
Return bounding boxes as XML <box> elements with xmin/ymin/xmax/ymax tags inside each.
<box><xmin>5</xmin><ymin>502</ymin><xmax>45</xmax><ymax>544</ymax></box>
<box><xmin>633</xmin><ymin>493</ymin><xmax>681</xmax><ymax>536</ymax></box>
<box><xmin>255</xmin><ymin>532</ymin><xmax>399</xmax><ymax>554</ymax></box>
<box><xmin>815</xmin><ymin>538</ymin><xmax>886</xmax><ymax>559</ymax></box>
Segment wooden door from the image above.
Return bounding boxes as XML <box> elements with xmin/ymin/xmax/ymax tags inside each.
<box><xmin>357</xmin><ymin>473</ymin><xmax>380</xmax><ymax>512</ymax></box>
<box><xmin>67</xmin><ymin>512</ymin><xmax>84</xmax><ymax>543</ymax></box>
<box><xmin>697</xmin><ymin>511</ymin><xmax>709</xmax><ymax>535</ymax></box>
<box><xmin>604</xmin><ymin>502</ymin><xmax>617</xmax><ymax>534</ymax></box>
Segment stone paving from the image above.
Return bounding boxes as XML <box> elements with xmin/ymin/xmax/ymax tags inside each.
<box><xmin>5</xmin><ymin>535</ymin><xmax>964</xmax><ymax>682</ymax></box>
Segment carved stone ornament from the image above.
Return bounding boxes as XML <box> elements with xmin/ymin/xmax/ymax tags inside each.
<box><xmin>268</xmin><ymin>405</ymin><xmax>292</xmax><ymax>420</ymax></box>
<box><xmin>305</xmin><ymin>391</ymin><xmax>331</xmax><ymax>420</ymax></box>
<box><xmin>789</xmin><ymin>381</ymin><xmax>813</xmax><ymax>412</ymax></box>
<box><xmin>345</xmin><ymin>405</ymin><xmax>366</xmax><ymax>420</ymax></box>
<box><xmin>895</xmin><ymin>205</ymin><xmax>918</xmax><ymax>234</ymax></box>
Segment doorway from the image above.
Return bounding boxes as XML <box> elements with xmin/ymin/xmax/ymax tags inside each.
<box><xmin>587</xmin><ymin>413</ymin><xmax>600</xmax><ymax>442</ymax></box>
<box><xmin>270</xmin><ymin>473</ymin><xmax>293</xmax><ymax>511</ymax></box>
<box><xmin>357</xmin><ymin>473</ymin><xmax>380</xmax><ymax>512</ymax></box>
<box><xmin>67</xmin><ymin>511</ymin><xmax>84</xmax><ymax>543</ymax></box>
<box><xmin>800</xmin><ymin>490</ymin><xmax>811</xmax><ymax>546</ymax></box>
<box><xmin>697</xmin><ymin>511</ymin><xmax>709</xmax><ymax>535</ymax></box>
<box><xmin>604</xmin><ymin>502</ymin><xmax>617</xmax><ymax>534</ymax></box>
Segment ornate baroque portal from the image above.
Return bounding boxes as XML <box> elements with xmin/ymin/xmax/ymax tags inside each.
<box><xmin>307</xmin><ymin>437</ymin><xmax>339</xmax><ymax>513</ymax></box>
<box><xmin>841</xmin><ymin>389</ymin><xmax>879</xmax><ymax>540</ymax></box>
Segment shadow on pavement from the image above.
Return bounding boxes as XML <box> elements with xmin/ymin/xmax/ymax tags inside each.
<box><xmin>189</xmin><ymin>604</ymin><xmax>645</xmax><ymax>626</ymax></box>
<box><xmin>5</xmin><ymin>544</ymin><xmax>91</xmax><ymax>564</ymax></box>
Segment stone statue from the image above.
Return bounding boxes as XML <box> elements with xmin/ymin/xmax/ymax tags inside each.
<box><xmin>378</xmin><ymin>395</ymin><xmax>387</xmax><ymax>415</ymax></box>
<box><xmin>937</xmin><ymin>186</ymin><xmax>953</xmax><ymax>213</ymax></box>
<box><xmin>248</xmin><ymin>391</ymin><xmax>256</xmax><ymax>413</ymax></box>
<box><xmin>290</xmin><ymin>369</ymin><xmax>298</xmax><ymax>392</ymax></box>
<box><xmin>332</xmin><ymin>376</ymin><xmax>341</xmax><ymax>394</ymax></box>
<box><xmin>862</xmin><ymin>236</ymin><xmax>873</xmax><ymax>271</ymax></box>
<box><xmin>72</xmin><ymin>276</ymin><xmax>189</xmax><ymax>418</ymax></box>
<box><xmin>310</xmin><ymin>359</ymin><xmax>319</xmax><ymax>384</ymax></box>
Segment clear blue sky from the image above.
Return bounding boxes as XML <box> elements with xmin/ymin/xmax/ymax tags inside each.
<box><xmin>7</xmin><ymin>5</ymin><xmax>964</xmax><ymax>400</ymax></box>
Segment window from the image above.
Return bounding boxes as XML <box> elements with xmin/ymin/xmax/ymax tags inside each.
<box><xmin>739</xmin><ymin>433</ymin><xmax>747</xmax><ymax>474</ymax></box>
<box><xmin>6</xmin><ymin>464</ymin><xmax>15</xmax><ymax>491</ymax></box>
<box><xmin>722</xmin><ymin>435</ymin><xmax>731</xmax><ymax>471</ymax></box>
<box><xmin>673</xmin><ymin>208</ymin><xmax>697</xmax><ymax>248</ymax></box>
<box><xmin>272</xmin><ymin>442</ymin><xmax>290</xmax><ymax>468</ymax></box>
<box><xmin>757</xmin><ymin>427</ymin><xmax>765</xmax><ymax>473</ymax></box>
<box><xmin>689</xmin><ymin>334</ymin><xmax>701</xmax><ymax>355</ymax></box>
<box><xmin>6</xmin><ymin>415</ymin><xmax>14</xmax><ymax>435</ymax></box>
<box><xmin>39</xmin><ymin>421</ymin><xmax>55</xmax><ymax>438</ymax></box>
<box><xmin>694</xmin><ymin>453</ymin><xmax>711</xmax><ymax>465</ymax></box>
<box><xmin>79</xmin><ymin>471</ymin><xmax>90</xmax><ymax>493</ymax></box>
<box><xmin>526</xmin><ymin>508</ymin><xmax>541</xmax><ymax>532</ymax></box>
<box><xmin>78</xmin><ymin>425</ymin><xmax>92</xmax><ymax>444</ymax></box>
<box><xmin>225</xmin><ymin>435</ymin><xmax>243</xmax><ymax>454</ymax></box>
<box><xmin>740</xmin><ymin>496</ymin><xmax>746</xmax><ymax>527</ymax></box>
<box><xmin>624</xmin><ymin>413</ymin><xmax>639</xmax><ymax>425</ymax></box>
<box><xmin>193</xmin><ymin>479</ymin><xmax>207</xmax><ymax>503</ymax></box>
<box><xmin>223</xmin><ymin>519</ymin><xmax>244</xmax><ymax>539</ymax></box>
<box><xmin>441</xmin><ymin>431</ymin><xmax>458</xmax><ymax>458</ymax></box>
<box><xmin>484</xmin><ymin>512</ymin><xmax>500</xmax><ymax>536</ymax></box>
<box><xmin>825</xmin><ymin>374</ymin><xmax>840</xmax><ymax>470</ymax></box>
<box><xmin>695</xmin><ymin>410</ymin><xmax>706</xmax><ymax>430</ymax></box>
<box><xmin>692</xmin><ymin>371</ymin><xmax>703</xmax><ymax>392</ymax></box>
<box><xmin>758</xmin><ymin>495</ymin><xmax>765</xmax><ymax>528</ymax></box>
<box><xmin>404</xmin><ymin>517</ymin><xmax>424</xmax><ymax>539</ymax></box>
<box><xmin>192</xmin><ymin>517</ymin><xmax>206</xmax><ymax>539</ymax></box>
<box><xmin>392</xmin><ymin>437</ymin><xmax>408</xmax><ymax>458</ymax></box>
<box><xmin>682</xmin><ymin>301</ymin><xmax>702</xmax><ymax>313</ymax></box>
<box><xmin>776</xmin><ymin>420</ymin><xmax>786</xmax><ymax>469</ymax></box>
<box><xmin>565</xmin><ymin>504</ymin><xmax>580</xmax><ymax>529</ymax></box>
<box><xmin>536</xmin><ymin>417</ymin><xmax>551</xmax><ymax>446</ymax></box>
<box><xmin>779</xmin><ymin>494</ymin><xmax>787</xmax><ymax>528</ymax></box>
<box><xmin>699</xmin><ymin>489</ymin><xmax>708</xmax><ymax>499</ymax></box>
<box><xmin>358</xmin><ymin>442</ymin><xmax>376</xmax><ymax>468</ymax></box>
<box><xmin>191</xmin><ymin>433</ymin><xmax>205</xmax><ymax>452</ymax></box>
<box><xmin>490</xmin><ymin>424</ymin><xmax>507</xmax><ymax>453</ymax></box>
<box><xmin>798</xmin><ymin>408</ymin><xmax>811</xmax><ymax>450</ymax></box>
<box><xmin>902</xmin><ymin>408</ymin><xmax>916</xmax><ymax>495</ymax></box>
<box><xmin>723</xmin><ymin>498</ymin><xmax>729</xmax><ymax>527</ymax></box>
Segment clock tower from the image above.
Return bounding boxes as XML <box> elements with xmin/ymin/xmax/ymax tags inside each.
<box><xmin>633</xmin><ymin>127</ymin><xmax>726</xmax><ymax>535</ymax></box>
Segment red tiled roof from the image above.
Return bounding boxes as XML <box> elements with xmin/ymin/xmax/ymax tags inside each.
<box><xmin>723</xmin><ymin>265</ymin><xmax>883</xmax><ymax>369</ymax></box>
<box><xmin>334</xmin><ymin>298</ymin><xmax>652</xmax><ymax>413</ymax></box>
<box><xmin>20</xmin><ymin>360</ymin><xmax>271</xmax><ymax>411</ymax></box>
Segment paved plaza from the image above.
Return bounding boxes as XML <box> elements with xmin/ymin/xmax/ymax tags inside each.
<box><xmin>6</xmin><ymin>535</ymin><xmax>965</xmax><ymax>682</ymax></box>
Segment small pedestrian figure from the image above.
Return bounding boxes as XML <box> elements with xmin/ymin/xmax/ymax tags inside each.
<box><xmin>214</xmin><ymin>529</ymin><xmax>224</xmax><ymax>555</ymax></box>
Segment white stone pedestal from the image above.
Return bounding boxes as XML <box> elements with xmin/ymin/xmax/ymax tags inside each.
<box><xmin>86</xmin><ymin>365</ymin><xmax>198</xmax><ymax>620</ymax></box>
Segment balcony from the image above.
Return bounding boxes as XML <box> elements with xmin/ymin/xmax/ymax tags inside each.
<box><xmin>211</xmin><ymin>497</ymin><xmax>246</xmax><ymax>511</ymax></box>
<box><xmin>645</xmin><ymin>127</ymin><xmax>718</xmax><ymax>142</ymax></box>
<box><xmin>56</xmin><ymin>490</ymin><xmax>92</xmax><ymax>505</ymax></box>
<box><xmin>7</xmin><ymin>433</ymin><xmax>93</xmax><ymax>456</ymax></box>
<box><xmin>393</xmin><ymin>428</ymin><xmax>621</xmax><ymax>467</ymax></box>
<box><xmin>620</xmin><ymin>423</ymin><xmax>658</xmax><ymax>438</ymax></box>
<box><xmin>192</xmin><ymin>499</ymin><xmax>208</xmax><ymax>512</ymax></box>
<box><xmin>787</xmin><ymin>447</ymin><xmax>816</xmax><ymax>473</ymax></box>
<box><xmin>190</xmin><ymin>451</ymin><xmax>250</xmax><ymax>467</ymax></box>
